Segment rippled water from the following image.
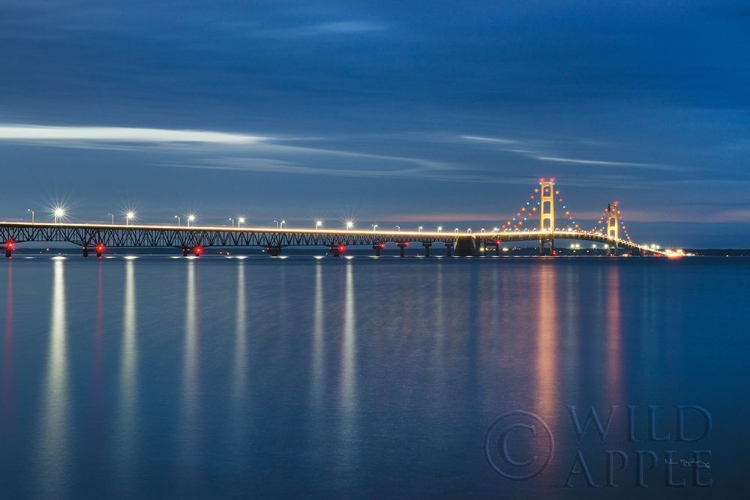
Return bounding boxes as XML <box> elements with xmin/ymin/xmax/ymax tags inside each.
<box><xmin>0</xmin><ymin>256</ymin><xmax>747</xmax><ymax>499</ymax></box>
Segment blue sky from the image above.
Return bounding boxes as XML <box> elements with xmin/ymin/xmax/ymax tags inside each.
<box><xmin>1</xmin><ymin>1</ymin><xmax>749</xmax><ymax>246</ymax></box>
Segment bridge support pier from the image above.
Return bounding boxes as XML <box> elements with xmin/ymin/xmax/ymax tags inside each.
<box><xmin>82</xmin><ymin>246</ymin><xmax>89</xmax><ymax>258</ymax></box>
<box><xmin>445</xmin><ymin>242</ymin><xmax>453</xmax><ymax>257</ymax></box>
<box><xmin>329</xmin><ymin>245</ymin><xmax>345</xmax><ymax>257</ymax></box>
<box><xmin>455</xmin><ymin>237</ymin><xmax>479</xmax><ymax>257</ymax></box>
<box><xmin>484</xmin><ymin>242</ymin><xmax>499</xmax><ymax>256</ymax></box>
<box><xmin>4</xmin><ymin>242</ymin><xmax>12</xmax><ymax>258</ymax></box>
<box><xmin>266</xmin><ymin>246</ymin><xmax>282</xmax><ymax>257</ymax></box>
<box><xmin>540</xmin><ymin>238</ymin><xmax>555</xmax><ymax>256</ymax></box>
<box><xmin>373</xmin><ymin>243</ymin><xmax>384</xmax><ymax>257</ymax></box>
<box><xmin>422</xmin><ymin>242</ymin><xmax>431</xmax><ymax>257</ymax></box>
<box><xmin>608</xmin><ymin>245</ymin><xmax>618</xmax><ymax>257</ymax></box>
<box><xmin>397</xmin><ymin>242</ymin><xmax>408</xmax><ymax>257</ymax></box>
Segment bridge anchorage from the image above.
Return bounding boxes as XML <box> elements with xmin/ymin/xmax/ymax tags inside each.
<box><xmin>0</xmin><ymin>180</ymin><xmax>666</xmax><ymax>258</ymax></box>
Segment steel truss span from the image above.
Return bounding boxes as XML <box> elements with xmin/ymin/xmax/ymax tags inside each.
<box><xmin>0</xmin><ymin>222</ymin><xmax>663</xmax><ymax>257</ymax></box>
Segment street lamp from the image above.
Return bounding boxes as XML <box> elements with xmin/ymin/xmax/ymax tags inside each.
<box><xmin>396</xmin><ymin>225</ymin><xmax>401</xmax><ymax>232</ymax></box>
<box><xmin>345</xmin><ymin>221</ymin><xmax>354</xmax><ymax>230</ymax></box>
<box><xmin>238</xmin><ymin>217</ymin><xmax>245</xmax><ymax>227</ymax></box>
<box><xmin>480</xmin><ymin>228</ymin><xmax>485</xmax><ymax>234</ymax></box>
<box><xmin>27</xmin><ymin>208</ymin><xmax>34</xmax><ymax>223</ymax></box>
<box><xmin>315</xmin><ymin>220</ymin><xmax>323</xmax><ymax>229</ymax></box>
<box><xmin>53</xmin><ymin>207</ymin><xmax>65</xmax><ymax>224</ymax></box>
<box><xmin>126</xmin><ymin>211</ymin><xmax>135</xmax><ymax>226</ymax></box>
<box><xmin>437</xmin><ymin>226</ymin><xmax>443</xmax><ymax>233</ymax></box>
<box><xmin>187</xmin><ymin>214</ymin><xmax>195</xmax><ymax>227</ymax></box>
<box><xmin>108</xmin><ymin>213</ymin><xmax>115</xmax><ymax>224</ymax></box>
<box><xmin>418</xmin><ymin>226</ymin><xmax>423</xmax><ymax>233</ymax></box>
<box><xmin>454</xmin><ymin>228</ymin><xmax>459</xmax><ymax>233</ymax></box>
<box><xmin>229</xmin><ymin>217</ymin><xmax>235</xmax><ymax>227</ymax></box>
<box><xmin>174</xmin><ymin>215</ymin><xmax>180</xmax><ymax>226</ymax></box>
<box><xmin>280</xmin><ymin>220</ymin><xmax>286</xmax><ymax>229</ymax></box>
<box><xmin>372</xmin><ymin>224</ymin><xmax>378</xmax><ymax>231</ymax></box>
<box><xmin>273</xmin><ymin>220</ymin><xmax>279</xmax><ymax>228</ymax></box>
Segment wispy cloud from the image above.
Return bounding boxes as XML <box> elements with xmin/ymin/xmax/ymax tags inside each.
<box><xmin>461</xmin><ymin>135</ymin><xmax>518</xmax><ymax>145</ymax></box>
<box><xmin>461</xmin><ymin>134</ymin><xmax>675</xmax><ymax>171</ymax></box>
<box><xmin>533</xmin><ymin>155</ymin><xmax>669</xmax><ymax>169</ymax></box>
<box><xmin>258</xmin><ymin>20</ymin><xmax>386</xmax><ymax>38</ymax></box>
<box><xmin>0</xmin><ymin>125</ymin><xmax>267</xmax><ymax>144</ymax></box>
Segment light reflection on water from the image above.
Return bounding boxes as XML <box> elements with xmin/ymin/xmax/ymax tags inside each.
<box><xmin>36</xmin><ymin>259</ymin><xmax>70</xmax><ymax>498</ymax></box>
<box><xmin>0</xmin><ymin>257</ymin><xmax>747</xmax><ymax>499</ymax></box>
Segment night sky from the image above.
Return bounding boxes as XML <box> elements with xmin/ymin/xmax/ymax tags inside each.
<box><xmin>1</xmin><ymin>1</ymin><xmax>749</xmax><ymax>247</ymax></box>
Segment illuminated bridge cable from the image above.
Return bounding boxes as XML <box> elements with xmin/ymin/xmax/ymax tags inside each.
<box><xmin>501</xmin><ymin>186</ymin><xmax>540</xmax><ymax>232</ymax></box>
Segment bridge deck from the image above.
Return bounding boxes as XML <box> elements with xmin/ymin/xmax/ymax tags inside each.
<box><xmin>0</xmin><ymin>221</ymin><xmax>662</xmax><ymax>255</ymax></box>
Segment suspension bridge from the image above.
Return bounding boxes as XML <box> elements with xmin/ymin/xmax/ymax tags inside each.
<box><xmin>0</xmin><ymin>179</ymin><xmax>667</xmax><ymax>258</ymax></box>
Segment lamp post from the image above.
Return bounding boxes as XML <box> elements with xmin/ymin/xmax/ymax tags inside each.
<box><xmin>108</xmin><ymin>213</ymin><xmax>115</xmax><ymax>224</ymax></box>
<box><xmin>315</xmin><ymin>220</ymin><xmax>323</xmax><ymax>229</ymax></box>
<box><xmin>174</xmin><ymin>215</ymin><xmax>180</xmax><ymax>226</ymax></box>
<box><xmin>372</xmin><ymin>224</ymin><xmax>378</xmax><ymax>231</ymax></box>
<box><xmin>238</xmin><ymin>217</ymin><xmax>245</xmax><ymax>228</ymax></box>
<box><xmin>54</xmin><ymin>208</ymin><xmax>65</xmax><ymax>224</ymax></box>
<box><xmin>126</xmin><ymin>211</ymin><xmax>135</xmax><ymax>226</ymax></box>
<box><xmin>418</xmin><ymin>226</ymin><xmax>423</xmax><ymax>233</ymax></box>
<box><xmin>280</xmin><ymin>220</ymin><xmax>286</xmax><ymax>229</ymax></box>
<box><xmin>27</xmin><ymin>208</ymin><xmax>34</xmax><ymax>223</ymax></box>
<box><xmin>274</xmin><ymin>220</ymin><xmax>279</xmax><ymax>228</ymax></box>
<box><xmin>187</xmin><ymin>214</ymin><xmax>195</xmax><ymax>227</ymax></box>
<box><xmin>229</xmin><ymin>217</ymin><xmax>234</xmax><ymax>227</ymax></box>
<box><xmin>437</xmin><ymin>226</ymin><xmax>443</xmax><ymax>233</ymax></box>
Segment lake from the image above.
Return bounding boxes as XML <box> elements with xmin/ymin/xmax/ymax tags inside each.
<box><xmin>0</xmin><ymin>256</ymin><xmax>746</xmax><ymax>499</ymax></box>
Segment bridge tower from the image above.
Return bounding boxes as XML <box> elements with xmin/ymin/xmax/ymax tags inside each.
<box><xmin>539</xmin><ymin>179</ymin><xmax>555</xmax><ymax>255</ymax></box>
<box><xmin>607</xmin><ymin>202</ymin><xmax>619</xmax><ymax>256</ymax></box>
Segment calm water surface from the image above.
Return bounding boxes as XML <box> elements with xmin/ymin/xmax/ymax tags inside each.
<box><xmin>0</xmin><ymin>256</ymin><xmax>748</xmax><ymax>499</ymax></box>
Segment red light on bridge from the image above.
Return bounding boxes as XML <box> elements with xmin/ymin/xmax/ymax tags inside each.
<box><xmin>194</xmin><ymin>246</ymin><xmax>203</xmax><ymax>256</ymax></box>
<box><xmin>96</xmin><ymin>244</ymin><xmax>104</xmax><ymax>252</ymax></box>
<box><xmin>380</xmin><ymin>243</ymin><xmax>385</xmax><ymax>249</ymax></box>
<box><xmin>338</xmin><ymin>245</ymin><xmax>345</xmax><ymax>253</ymax></box>
<box><xmin>5</xmin><ymin>241</ymin><xmax>14</xmax><ymax>250</ymax></box>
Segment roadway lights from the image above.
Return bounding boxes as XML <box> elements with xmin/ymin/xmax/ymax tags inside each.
<box><xmin>372</xmin><ymin>224</ymin><xmax>378</xmax><ymax>231</ymax></box>
<box><xmin>187</xmin><ymin>214</ymin><xmax>196</xmax><ymax>227</ymax></box>
<box><xmin>345</xmin><ymin>221</ymin><xmax>354</xmax><ymax>230</ymax></box>
<box><xmin>280</xmin><ymin>220</ymin><xmax>286</xmax><ymax>229</ymax></box>
<box><xmin>27</xmin><ymin>208</ymin><xmax>34</xmax><ymax>223</ymax></box>
<box><xmin>238</xmin><ymin>217</ymin><xmax>246</xmax><ymax>227</ymax></box>
<box><xmin>315</xmin><ymin>220</ymin><xmax>323</xmax><ymax>229</ymax></box>
<box><xmin>126</xmin><ymin>211</ymin><xmax>135</xmax><ymax>225</ymax></box>
<box><xmin>174</xmin><ymin>215</ymin><xmax>181</xmax><ymax>226</ymax></box>
<box><xmin>53</xmin><ymin>207</ymin><xmax>66</xmax><ymax>223</ymax></box>
<box><xmin>437</xmin><ymin>226</ymin><xmax>443</xmax><ymax>233</ymax></box>
<box><xmin>418</xmin><ymin>226</ymin><xmax>423</xmax><ymax>233</ymax></box>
